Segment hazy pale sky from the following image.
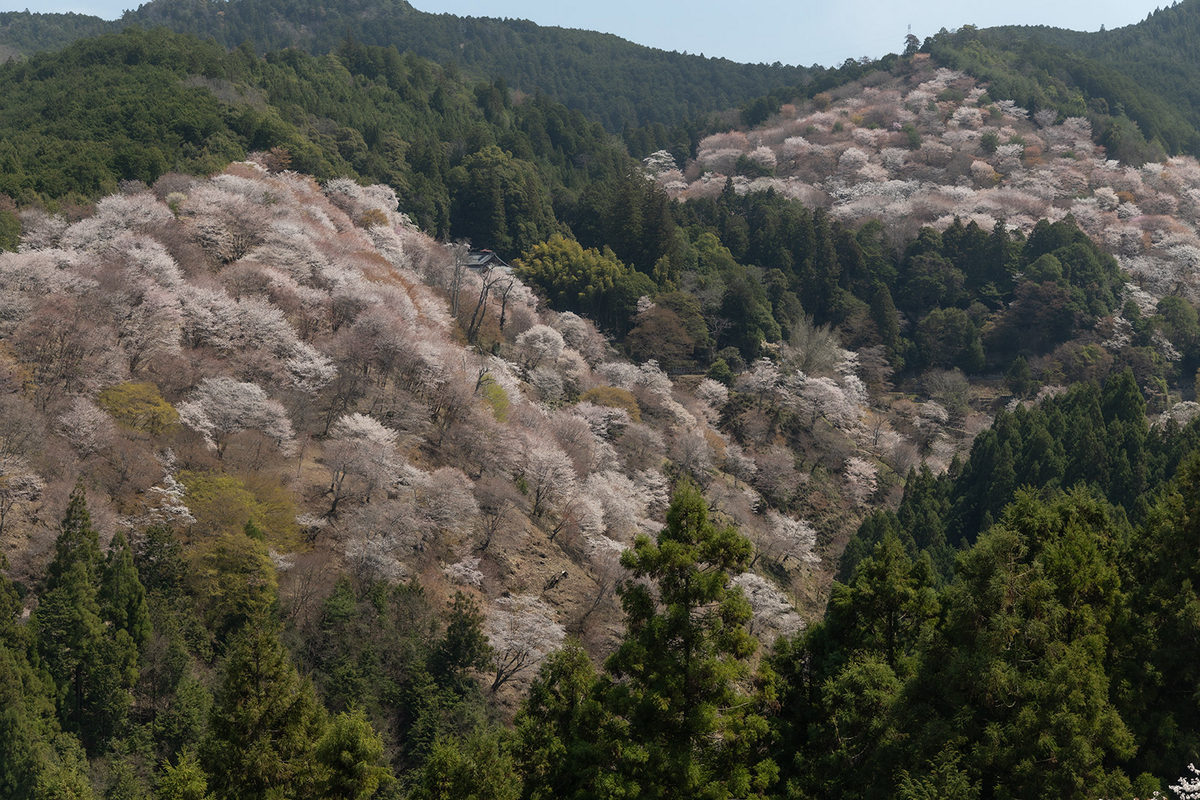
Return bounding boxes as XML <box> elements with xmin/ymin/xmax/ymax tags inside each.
<box><xmin>7</xmin><ymin>0</ymin><xmax>1174</xmax><ymax>66</ymax></box>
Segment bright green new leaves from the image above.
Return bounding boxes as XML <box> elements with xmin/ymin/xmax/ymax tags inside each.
<box><xmin>410</xmin><ymin>728</ymin><xmax>521</xmax><ymax>800</ymax></box>
<box><xmin>157</xmin><ymin>750</ymin><xmax>213</xmax><ymax>800</ymax></box>
<box><xmin>313</xmin><ymin>708</ymin><xmax>394</xmax><ymax>800</ymax></box>
<box><xmin>516</xmin><ymin>234</ymin><xmax>654</xmax><ymax>333</ymax></box>
<box><xmin>97</xmin><ymin>382</ymin><xmax>180</xmax><ymax>437</ymax></box>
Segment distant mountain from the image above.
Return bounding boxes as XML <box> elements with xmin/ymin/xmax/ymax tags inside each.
<box><xmin>922</xmin><ymin>1</ymin><xmax>1200</xmax><ymax>160</ymax></box>
<box><xmin>0</xmin><ymin>0</ymin><xmax>817</xmax><ymax>132</ymax></box>
<box><xmin>0</xmin><ymin>10</ymin><xmax>110</xmax><ymax>58</ymax></box>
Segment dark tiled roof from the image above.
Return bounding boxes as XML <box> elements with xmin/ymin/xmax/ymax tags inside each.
<box><xmin>465</xmin><ymin>250</ymin><xmax>510</xmax><ymax>270</ymax></box>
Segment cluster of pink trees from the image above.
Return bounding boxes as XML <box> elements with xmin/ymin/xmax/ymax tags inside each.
<box><xmin>0</xmin><ymin>158</ymin><xmax>845</xmax><ymax>659</ymax></box>
<box><xmin>651</xmin><ymin>59</ymin><xmax>1200</xmax><ymax>301</ymax></box>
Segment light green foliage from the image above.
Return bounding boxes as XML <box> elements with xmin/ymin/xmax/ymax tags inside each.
<box><xmin>516</xmin><ymin>234</ymin><xmax>654</xmax><ymax>332</ymax></box>
<box><xmin>96</xmin><ymin>383</ymin><xmax>179</xmax><ymax>437</ymax></box>
<box><xmin>1025</xmin><ymin>252</ymin><xmax>1063</xmax><ymax>284</ymax></box>
<box><xmin>157</xmin><ymin>750</ymin><xmax>212</xmax><ymax>800</ymax></box>
<box><xmin>896</xmin><ymin>752</ymin><xmax>980</xmax><ymax>800</ymax></box>
<box><xmin>410</xmin><ymin>729</ymin><xmax>521</xmax><ymax>800</ymax></box>
<box><xmin>313</xmin><ymin>708</ymin><xmax>394</xmax><ymax>800</ymax></box>
<box><xmin>577</xmin><ymin>386</ymin><xmax>641</xmax><ymax>422</ymax></box>
<box><xmin>186</xmin><ymin>522</ymin><xmax>278</xmax><ymax>641</ymax></box>
<box><xmin>178</xmin><ymin>471</ymin><xmax>302</xmax><ymax>551</ymax></box>
<box><xmin>479</xmin><ymin>376</ymin><xmax>510</xmax><ymax>422</ymax></box>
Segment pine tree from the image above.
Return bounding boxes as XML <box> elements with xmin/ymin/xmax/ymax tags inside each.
<box><xmin>100</xmin><ymin>531</ymin><xmax>151</xmax><ymax>650</ymax></box>
<box><xmin>313</xmin><ymin>707</ymin><xmax>394</xmax><ymax>800</ymax></box>
<box><xmin>33</xmin><ymin>484</ymin><xmax>138</xmax><ymax>752</ymax></box>
<box><xmin>906</xmin><ymin>489</ymin><xmax>1134</xmax><ymax>800</ymax></box>
<box><xmin>1121</xmin><ymin>451</ymin><xmax>1200</xmax><ymax>777</ymax></box>
<box><xmin>47</xmin><ymin>483</ymin><xmax>103</xmax><ymax>589</ymax></box>
<box><xmin>514</xmin><ymin>641</ymin><xmax>607</xmax><ymax>800</ymax></box>
<box><xmin>202</xmin><ymin>615</ymin><xmax>324</xmax><ymax>800</ymax></box>
<box><xmin>599</xmin><ymin>480</ymin><xmax>776</xmax><ymax>799</ymax></box>
<box><xmin>428</xmin><ymin>591</ymin><xmax>493</xmax><ymax>695</ymax></box>
<box><xmin>0</xmin><ymin>570</ymin><xmax>93</xmax><ymax>799</ymax></box>
<box><xmin>157</xmin><ymin>749</ymin><xmax>212</xmax><ymax>800</ymax></box>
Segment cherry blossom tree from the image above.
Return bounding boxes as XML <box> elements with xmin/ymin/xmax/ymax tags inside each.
<box><xmin>519</xmin><ymin>437</ymin><xmax>577</xmax><ymax>519</ymax></box>
<box><xmin>696</xmin><ymin>378</ymin><xmax>729</xmax><ymax>410</ymax></box>
<box><xmin>581</xmin><ymin>470</ymin><xmax>653</xmax><ymax>542</ymax></box>
<box><xmin>484</xmin><ymin>594</ymin><xmax>566</xmax><ymax>692</ymax></box>
<box><xmin>57</xmin><ymin>397</ymin><xmax>115</xmax><ymax>459</ymax></box>
<box><xmin>343</xmin><ymin>521</ymin><xmax>405</xmax><ymax>585</ymax></box>
<box><xmin>412</xmin><ymin>467</ymin><xmax>480</xmax><ymax>542</ymax></box>
<box><xmin>1171</xmin><ymin>764</ymin><xmax>1200</xmax><ymax>800</ymax></box>
<box><xmin>514</xmin><ymin>324</ymin><xmax>565</xmax><ymax>371</ymax></box>
<box><xmin>669</xmin><ymin>428</ymin><xmax>715</xmax><ymax>481</ymax></box>
<box><xmin>177</xmin><ymin>377</ymin><xmax>296</xmax><ymax>457</ymax></box>
<box><xmin>844</xmin><ymin>457</ymin><xmax>879</xmax><ymax>504</ymax></box>
<box><xmin>731</xmin><ymin>572</ymin><xmax>804</xmax><ymax>644</ymax></box>
<box><xmin>736</xmin><ymin>359</ymin><xmax>782</xmax><ymax>405</ymax></box>
<box><xmin>789</xmin><ymin>374</ymin><xmax>859</xmax><ymax>428</ymax></box>
<box><xmin>323</xmin><ymin>413</ymin><xmax>400</xmax><ymax>515</ymax></box>
<box><xmin>444</xmin><ymin>555</ymin><xmax>484</xmax><ymax>587</ymax></box>
<box><xmin>748</xmin><ymin>509</ymin><xmax>819</xmax><ymax>569</ymax></box>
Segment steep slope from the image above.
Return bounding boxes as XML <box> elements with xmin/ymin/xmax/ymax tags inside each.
<box><xmin>1</xmin><ymin>158</ymin><xmax>865</xmax><ymax>660</ymax></box>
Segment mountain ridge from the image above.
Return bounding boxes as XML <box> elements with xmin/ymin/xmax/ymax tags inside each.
<box><xmin>0</xmin><ymin>0</ymin><xmax>814</xmax><ymax>132</ymax></box>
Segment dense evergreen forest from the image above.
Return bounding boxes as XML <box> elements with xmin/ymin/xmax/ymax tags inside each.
<box><xmin>986</xmin><ymin>2</ymin><xmax>1200</xmax><ymax>147</ymax></box>
<box><xmin>6</xmin><ymin>3</ymin><xmax>1200</xmax><ymax>799</ymax></box>
<box><xmin>0</xmin><ymin>0</ymin><xmax>815</xmax><ymax>133</ymax></box>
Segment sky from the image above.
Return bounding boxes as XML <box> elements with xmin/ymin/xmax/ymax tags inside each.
<box><xmin>6</xmin><ymin>0</ymin><xmax>1176</xmax><ymax>67</ymax></box>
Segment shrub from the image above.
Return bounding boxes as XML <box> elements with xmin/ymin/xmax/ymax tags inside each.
<box><xmin>97</xmin><ymin>382</ymin><xmax>180</xmax><ymax>436</ymax></box>
<box><xmin>579</xmin><ymin>386</ymin><xmax>641</xmax><ymax>422</ymax></box>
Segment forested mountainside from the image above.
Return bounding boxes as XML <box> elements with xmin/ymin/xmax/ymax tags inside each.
<box><xmin>0</xmin><ymin>0</ymin><xmax>817</xmax><ymax>133</ymax></box>
<box><xmin>0</xmin><ymin>26</ymin><xmax>878</xmax><ymax>255</ymax></box>
<box><xmin>982</xmin><ymin>1</ymin><xmax>1200</xmax><ymax>141</ymax></box>
<box><xmin>921</xmin><ymin>25</ymin><xmax>1200</xmax><ymax>162</ymax></box>
<box><xmin>7</xmin><ymin>8</ymin><xmax>1200</xmax><ymax>799</ymax></box>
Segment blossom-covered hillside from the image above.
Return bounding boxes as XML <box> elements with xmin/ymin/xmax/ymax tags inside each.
<box><xmin>0</xmin><ymin>160</ymin><xmax>884</xmax><ymax>682</ymax></box>
<box><xmin>651</xmin><ymin>63</ymin><xmax>1200</xmax><ymax>304</ymax></box>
